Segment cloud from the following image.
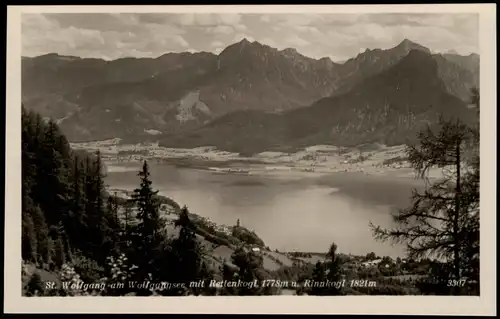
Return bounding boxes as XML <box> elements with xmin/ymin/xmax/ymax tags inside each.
<box><xmin>266</xmin><ymin>14</ymin><xmax>363</xmax><ymax>27</ymax></box>
<box><xmin>207</xmin><ymin>25</ymin><xmax>234</xmax><ymax>34</ymax></box>
<box><xmin>284</xmin><ymin>35</ymin><xmax>310</xmax><ymax>47</ymax></box>
<box><xmin>174</xmin><ymin>13</ymin><xmax>241</xmax><ymax>26</ymax></box>
<box><xmin>260</xmin><ymin>37</ymin><xmax>279</xmax><ymax>48</ymax></box>
<box><xmin>234</xmin><ymin>24</ymin><xmax>248</xmax><ymax>32</ymax></box>
<box><xmin>42</xmin><ymin>13</ymin><xmax>143</xmax><ymax>32</ymax></box>
<box><xmin>21</xmin><ymin>13</ymin><xmax>479</xmax><ymax>60</ymax></box>
<box><xmin>295</xmin><ymin>25</ymin><xmax>321</xmax><ymax>34</ymax></box>
<box><xmin>210</xmin><ymin>40</ymin><xmax>225</xmax><ymax>48</ymax></box>
<box><xmin>171</xmin><ymin>35</ymin><xmax>189</xmax><ymax>48</ymax></box>
<box><xmin>214</xmin><ymin>47</ymin><xmax>224</xmax><ymax>54</ymax></box>
<box><xmin>22</xmin><ymin>15</ymin><xmax>109</xmax><ymax>56</ymax></box>
<box><xmin>218</xmin><ymin>14</ymin><xmax>242</xmax><ymax>25</ymax></box>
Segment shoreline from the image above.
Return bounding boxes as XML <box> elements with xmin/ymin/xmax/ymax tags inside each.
<box><xmin>72</xmin><ymin>139</ymin><xmax>445</xmax><ymax>181</ymax></box>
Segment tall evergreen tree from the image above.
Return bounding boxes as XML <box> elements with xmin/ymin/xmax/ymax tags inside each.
<box><xmin>129</xmin><ymin>160</ymin><xmax>164</xmax><ymax>283</ymax></box>
<box><xmin>30</xmin><ymin>205</ymin><xmax>50</xmax><ymax>267</ymax></box>
<box><xmin>231</xmin><ymin>247</ymin><xmax>267</xmax><ymax>295</ymax></box>
<box><xmin>122</xmin><ymin>206</ymin><xmax>134</xmax><ymax>246</ymax></box>
<box><xmin>36</xmin><ymin>119</ymin><xmax>70</xmax><ymax>227</ymax></box>
<box><xmin>68</xmin><ymin>155</ymin><xmax>88</xmax><ymax>251</ymax></box>
<box><xmin>309</xmin><ymin>261</ymin><xmax>328</xmax><ymax>295</ymax></box>
<box><xmin>106</xmin><ymin>193</ymin><xmax>120</xmax><ymax>232</ymax></box>
<box><xmin>219</xmin><ymin>262</ymin><xmax>239</xmax><ymax>295</ymax></box>
<box><xmin>22</xmin><ymin>211</ymin><xmax>37</xmax><ymax>262</ymax></box>
<box><xmin>370</xmin><ymin>105</ymin><xmax>479</xmax><ymax>295</ymax></box>
<box><xmin>131</xmin><ymin>161</ymin><xmax>162</xmax><ymax>246</ymax></box>
<box><xmin>324</xmin><ymin>242</ymin><xmax>343</xmax><ymax>295</ymax></box>
<box><xmin>169</xmin><ymin>206</ymin><xmax>203</xmax><ymax>295</ymax></box>
<box><xmin>53</xmin><ymin>236</ymin><xmax>66</xmax><ymax>268</ymax></box>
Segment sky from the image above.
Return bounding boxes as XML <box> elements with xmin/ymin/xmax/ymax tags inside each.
<box><xmin>21</xmin><ymin>13</ymin><xmax>479</xmax><ymax>62</ymax></box>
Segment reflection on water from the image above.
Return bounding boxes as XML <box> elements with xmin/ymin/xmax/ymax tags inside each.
<box><xmin>105</xmin><ymin>163</ymin><xmax>421</xmax><ymax>258</ymax></box>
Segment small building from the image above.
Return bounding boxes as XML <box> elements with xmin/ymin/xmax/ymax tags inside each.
<box><xmin>361</xmin><ymin>258</ymin><xmax>383</xmax><ymax>267</ymax></box>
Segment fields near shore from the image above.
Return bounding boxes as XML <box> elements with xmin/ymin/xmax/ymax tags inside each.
<box><xmin>71</xmin><ymin>139</ymin><xmax>444</xmax><ymax>180</ymax></box>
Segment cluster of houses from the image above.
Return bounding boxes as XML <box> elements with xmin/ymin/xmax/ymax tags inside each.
<box><xmin>361</xmin><ymin>258</ymin><xmax>386</xmax><ymax>268</ymax></box>
<box><xmin>196</xmin><ymin>216</ymin><xmax>233</xmax><ymax>236</ymax></box>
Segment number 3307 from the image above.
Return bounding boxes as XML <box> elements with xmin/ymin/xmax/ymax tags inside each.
<box><xmin>447</xmin><ymin>279</ymin><xmax>467</xmax><ymax>287</ymax></box>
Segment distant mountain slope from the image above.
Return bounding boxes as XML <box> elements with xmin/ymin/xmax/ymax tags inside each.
<box><xmin>438</xmin><ymin>53</ymin><xmax>480</xmax><ymax>101</ymax></box>
<box><xmin>22</xmin><ymin>39</ymin><xmax>478</xmax><ymax>143</ymax></box>
<box><xmin>334</xmin><ymin>39</ymin><xmax>479</xmax><ymax>102</ymax></box>
<box><xmin>442</xmin><ymin>53</ymin><xmax>480</xmax><ymax>75</ymax></box>
<box><xmin>198</xmin><ymin>39</ymin><xmax>343</xmax><ymax>114</ymax></box>
<box><xmin>23</xmin><ymin>39</ymin><xmax>344</xmax><ymax>141</ymax></box>
<box><xmin>160</xmin><ymin>50</ymin><xmax>475</xmax><ymax>154</ymax></box>
<box><xmin>335</xmin><ymin>39</ymin><xmax>432</xmax><ymax>94</ymax></box>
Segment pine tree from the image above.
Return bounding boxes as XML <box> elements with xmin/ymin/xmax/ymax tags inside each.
<box><xmin>54</xmin><ymin>236</ymin><xmax>66</xmax><ymax>268</ymax></box>
<box><xmin>169</xmin><ymin>206</ymin><xmax>203</xmax><ymax>295</ymax></box>
<box><xmin>36</xmin><ymin>119</ymin><xmax>70</xmax><ymax>227</ymax></box>
<box><xmin>129</xmin><ymin>160</ymin><xmax>165</xmax><ymax>284</ymax></box>
<box><xmin>325</xmin><ymin>242</ymin><xmax>343</xmax><ymax>295</ymax></box>
<box><xmin>22</xmin><ymin>211</ymin><xmax>37</xmax><ymax>262</ymax></box>
<box><xmin>231</xmin><ymin>246</ymin><xmax>265</xmax><ymax>295</ymax></box>
<box><xmin>309</xmin><ymin>261</ymin><xmax>327</xmax><ymax>295</ymax></box>
<box><xmin>93</xmin><ymin>151</ymin><xmax>105</xmax><ymax>221</ymax></box>
<box><xmin>69</xmin><ymin>155</ymin><xmax>88</xmax><ymax>251</ymax></box>
<box><xmin>30</xmin><ymin>205</ymin><xmax>50</xmax><ymax>266</ymax></box>
<box><xmin>370</xmin><ymin>109</ymin><xmax>479</xmax><ymax>295</ymax></box>
<box><xmin>220</xmin><ymin>262</ymin><xmax>238</xmax><ymax>295</ymax></box>
<box><xmin>106</xmin><ymin>194</ymin><xmax>120</xmax><ymax>230</ymax></box>
<box><xmin>21</xmin><ymin>106</ymin><xmax>126</xmax><ymax>278</ymax></box>
<box><xmin>82</xmin><ymin>151</ymin><xmax>111</xmax><ymax>262</ymax></box>
<box><xmin>123</xmin><ymin>206</ymin><xmax>134</xmax><ymax>246</ymax></box>
<box><xmin>131</xmin><ymin>161</ymin><xmax>162</xmax><ymax>247</ymax></box>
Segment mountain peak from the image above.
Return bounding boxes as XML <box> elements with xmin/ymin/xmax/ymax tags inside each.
<box><xmin>282</xmin><ymin>48</ymin><xmax>304</xmax><ymax>58</ymax></box>
<box><xmin>393</xmin><ymin>38</ymin><xmax>431</xmax><ymax>55</ymax></box>
<box><xmin>399</xmin><ymin>38</ymin><xmax>414</xmax><ymax>45</ymax></box>
<box><xmin>220</xmin><ymin>38</ymin><xmax>260</xmax><ymax>56</ymax></box>
<box><xmin>283</xmin><ymin>47</ymin><xmax>298</xmax><ymax>54</ymax></box>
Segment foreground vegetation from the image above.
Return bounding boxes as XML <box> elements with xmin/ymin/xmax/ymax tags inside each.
<box><xmin>21</xmin><ymin>89</ymin><xmax>479</xmax><ymax>296</ymax></box>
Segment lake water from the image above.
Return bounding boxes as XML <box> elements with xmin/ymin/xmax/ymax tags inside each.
<box><xmin>105</xmin><ymin>162</ymin><xmax>424</xmax><ymax>258</ymax></box>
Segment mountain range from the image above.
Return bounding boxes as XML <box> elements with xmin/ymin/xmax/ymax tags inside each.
<box><xmin>22</xmin><ymin>38</ymin><xmax>479</xmax><ymax>153</ymax></box>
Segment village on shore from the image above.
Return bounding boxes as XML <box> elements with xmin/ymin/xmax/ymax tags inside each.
<box><xmin>71</xmin><ymin>138</ymin><xmax>444</xmax><ymax>179</ymax></box>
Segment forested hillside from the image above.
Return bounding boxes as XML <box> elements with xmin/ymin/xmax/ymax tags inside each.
<box><xmin>22</xmin><ymin>105</ymin><xmax>120</xmax><ymax>268</ymax></box>
<box><xmin>21</xmin><ymin>106</ymin><xmax>284</xmax><ymax>296</ymax></box>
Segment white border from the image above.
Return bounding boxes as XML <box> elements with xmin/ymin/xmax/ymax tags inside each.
<box><xmin>5</xmin><ymin>4</ymin><xmax>497</xmax><ymax>315</ymax></box>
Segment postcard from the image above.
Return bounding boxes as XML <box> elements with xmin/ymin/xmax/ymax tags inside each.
<box><xmin>4</xmin><ymin>4</ymin><xmax>496</xmax><ymax>315</ymax></box>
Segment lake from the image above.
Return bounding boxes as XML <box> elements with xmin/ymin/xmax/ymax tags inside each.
<box><xmin>104</xmin><ymin>162</ymin><xmax>424</xmax><ymax>258</ymax></box>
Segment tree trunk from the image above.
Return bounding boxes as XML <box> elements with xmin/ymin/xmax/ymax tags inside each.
<box><xmin>453</xmin><ymin>138</ymin><xmax>461</xmax><ymax>284</ymax></box>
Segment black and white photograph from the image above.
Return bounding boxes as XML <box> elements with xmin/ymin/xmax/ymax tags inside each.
<box><xmin>5</xmin><ymin>4</ymin><xmax>496</xmax><ymax>315</ymax></box>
